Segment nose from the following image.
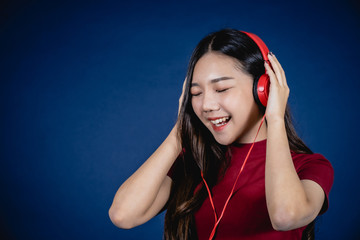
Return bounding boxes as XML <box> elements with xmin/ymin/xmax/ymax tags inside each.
<box><xmin>202</xmin><ymin>92</ymin><xmax>220</xmax><ymax>112</ymax></box>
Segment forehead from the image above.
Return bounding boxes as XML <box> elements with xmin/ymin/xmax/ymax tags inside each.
<box><xmin>192</xmin><ymin>52</ymin><xmax>247</xmax><ymax>83</ymax></box>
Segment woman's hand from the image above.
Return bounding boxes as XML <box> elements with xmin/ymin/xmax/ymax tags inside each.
<box><xmin>264</xmin><ymin>53</ymin><xmax>289</xmax><ymax>123</ymax></box>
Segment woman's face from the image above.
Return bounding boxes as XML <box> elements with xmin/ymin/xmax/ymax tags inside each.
<box><xmin>191</xmin><ymin>52</ymin><xmax>265</xmax><ymax>145</ymax></box>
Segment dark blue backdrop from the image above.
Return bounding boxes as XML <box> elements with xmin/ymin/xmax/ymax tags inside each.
<box><xmin>1</xmin><ymin>0</ymin><xmax>359</xmax><ymax>239</ymax></box>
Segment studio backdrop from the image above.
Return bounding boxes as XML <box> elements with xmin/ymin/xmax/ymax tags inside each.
<box><xmin>1</xmin><ymin>0</ymin><xmax>360</xmax><ymax>239</ymax></box>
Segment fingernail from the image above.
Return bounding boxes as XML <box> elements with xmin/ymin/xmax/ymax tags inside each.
<box><xmin>269</xmin><ymin>51</ymin><xmax>273</xmax><ymax>56</ymax></box>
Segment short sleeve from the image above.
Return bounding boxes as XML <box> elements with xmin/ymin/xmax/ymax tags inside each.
<box><xmin>292</xmin><ymin>152</ymin><xmax>334</xmax><ymax>214</ymax></box>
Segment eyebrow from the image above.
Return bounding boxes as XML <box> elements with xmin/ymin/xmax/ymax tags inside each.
<box><xmin>191</xmin><ymin>76</ymin><xmax>234</xmax><ymax>87</ymax></box>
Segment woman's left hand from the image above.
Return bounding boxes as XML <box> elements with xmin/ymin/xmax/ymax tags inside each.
<box><xmin>264</xmin><ymin>52</ymin><xmax>290</xmax><ymax>123</ymax></box>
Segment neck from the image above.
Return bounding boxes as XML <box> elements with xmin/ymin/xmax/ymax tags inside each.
<box><xmin>235</xmin><ymin>114</ymin><xmax>267</xmax><ymax>144</ymax></box>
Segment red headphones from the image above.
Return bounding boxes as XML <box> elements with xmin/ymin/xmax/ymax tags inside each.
<box><xmin>241</xmin><ymin>31</ymin><xmax>271</xmax><ymax>107</ymax></box>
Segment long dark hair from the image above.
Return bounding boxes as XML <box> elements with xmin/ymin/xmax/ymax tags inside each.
<box><xmin>164</xmin><ymin>29</ymin><xmax>314</xmax><ymax>240</ymax></box>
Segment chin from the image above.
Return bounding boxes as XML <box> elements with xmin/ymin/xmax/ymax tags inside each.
<box><xmin>213</xmin><ymin>135</ymin><xmax>234</xmax><ymax>146</ymax></box>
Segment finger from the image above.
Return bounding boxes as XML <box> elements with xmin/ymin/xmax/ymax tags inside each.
<box><xmin>268</xmin><ymin>53</ymin><xmax>286</xmax><ymax>87</ymax></box>
<box><xmin>264</xmin><ymin>61</ymin><xmax>278</xmax><ymax>86</ymax></box>
<box><xmin>182</xmin><ymin>77</ymin><xmax>187</xmax><ymax>93</ymax></box>
<box><xmin>267</xmin><ymin>53</ymin><xmax>283</xmax><ymax>85</ymax></box>
<box><xmin>269</xmin><ymin>53</ymin><xmax>287</xmax><ymax>87</ymax></box>
<box><xmin>180</xmin><ymin>78</ymin><xmax>187</xmax><ymax>100</ymax></box>
<box><xmin>178</xmin><ymin>78</ymin><xmax>187</xmax><ymax>115</ymax></box>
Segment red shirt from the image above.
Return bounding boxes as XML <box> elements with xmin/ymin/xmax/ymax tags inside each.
<box><xmin>169</xmin><ymin>139</ymin><xmax>334</xmax><ymax>239</ymax></box>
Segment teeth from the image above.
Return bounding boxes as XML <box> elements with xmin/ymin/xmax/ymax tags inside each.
<box><xmin>210</xmin><ymin>117</ymin><xmax>230</xmax><ymax>126</ymax></box>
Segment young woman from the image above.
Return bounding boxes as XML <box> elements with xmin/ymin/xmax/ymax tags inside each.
<box><xmin>109</xmin><ymin>29</ymin><xmax>334</xmax><ymax>240</ymax></box>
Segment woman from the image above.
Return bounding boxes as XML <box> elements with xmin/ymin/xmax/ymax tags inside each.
<box><xmin>109</xmin><ymin>29</ymin><xmax>334</xmax><ymax>240</ymax></box>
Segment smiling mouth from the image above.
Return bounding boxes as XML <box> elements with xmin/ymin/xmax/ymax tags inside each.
<box><xmin>210</xmin><ymin>116</ymin><xmax>231</xmax><ymax>127</ymax></box>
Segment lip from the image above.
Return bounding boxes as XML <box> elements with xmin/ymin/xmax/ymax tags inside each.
<box><xmin>207</xmin><ymin>116</ymin><xmax>230</xmax><ymax>132</ymax></box>
<box><xmin>207</xmin><ymin>116</ymin><xmax>229</xmax><ymax>121</ymax></box>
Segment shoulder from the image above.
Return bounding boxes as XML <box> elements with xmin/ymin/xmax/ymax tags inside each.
<box><xmin>291</xmin><ymin>152</ymin><xmax>334</xmax><ymax>178</ymax></box>
<box><xmin>291</xmin><ymin>151</ymin><xmax>334</xmax><ymax>213</ymax></box>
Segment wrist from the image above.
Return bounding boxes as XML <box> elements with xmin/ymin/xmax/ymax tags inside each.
<box><xmin>266</xmin><ymin>116</ymin><xmax>285</xmax><ymax>128</ymax></box>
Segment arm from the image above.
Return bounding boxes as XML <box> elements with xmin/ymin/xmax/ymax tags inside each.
<box><xmin>109</xmin><ymin>79</ymin><xmax>187</xmax><ymax>229</ymax></box>
<box><xmin>264</xmin><ymin>53</ymin><xmax>325</xmax><ymax>231</ymax></box>
<box><xmin>109</xmin><ymin>126</ymin><xmax>181</xmax><ymax>229</ymax></box>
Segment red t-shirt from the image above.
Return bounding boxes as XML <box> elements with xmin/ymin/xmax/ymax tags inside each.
<box><xmin>168</xmin><ymin>139</ymin><xmax>334</xmax><ymax>240</ymax></box>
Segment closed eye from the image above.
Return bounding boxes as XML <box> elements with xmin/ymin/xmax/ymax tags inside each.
<box><xmin>216</xmin><ymin>88</ymin><xmax>230</xmax><ymax>93</ymax></box>
<box><xmin>191</xmin><ymin>92</ymin><xmax>202</xmax><ymax>97</ymax></box>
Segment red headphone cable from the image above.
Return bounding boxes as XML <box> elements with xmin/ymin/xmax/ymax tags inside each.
<box><xmin>201</xmin><ymin>114</ymin><xmax>266</xmax><ymax>240</ymax></box>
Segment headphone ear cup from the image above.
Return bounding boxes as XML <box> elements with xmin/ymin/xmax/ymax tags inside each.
<box><xmin>253</xmin><ymin>75</ymin><xmax>262</xmax><ymax>107</ymax></box>
<box><xmin>253</xmin><ymin>74</ymin><xmax>270</xmax><ymax>108</ymax></box>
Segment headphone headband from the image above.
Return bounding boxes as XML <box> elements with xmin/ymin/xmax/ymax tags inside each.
<box><xmin>240</xmin><ymin>31</ymin><xmax>270</xmax><ymax>107</ymax></box>
<box><xmin>240</xmin><ymin>31</ymin><xmax>270</xmax><ymax>62</ymax></box>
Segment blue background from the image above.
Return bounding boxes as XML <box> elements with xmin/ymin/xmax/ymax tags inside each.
<box><xmin>1</xmin><ymin>0</ymin><xmax>359</xmax><ymax>239</ymax></box>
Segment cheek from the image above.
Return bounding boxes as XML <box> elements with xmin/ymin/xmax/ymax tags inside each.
<box><xmin>223</xmin><ymin>91</ymin><xmax>254</xmax><ymax>114</ymax></box>
<box><xmin>191</xmin><ymin>98</ymin><xmax>202</xmax><ymax>118</ymax></box>
<box><xmin>223</xmin><ymin>91</ymin><xmax>243</xmax><ymax>105</ymax></box>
